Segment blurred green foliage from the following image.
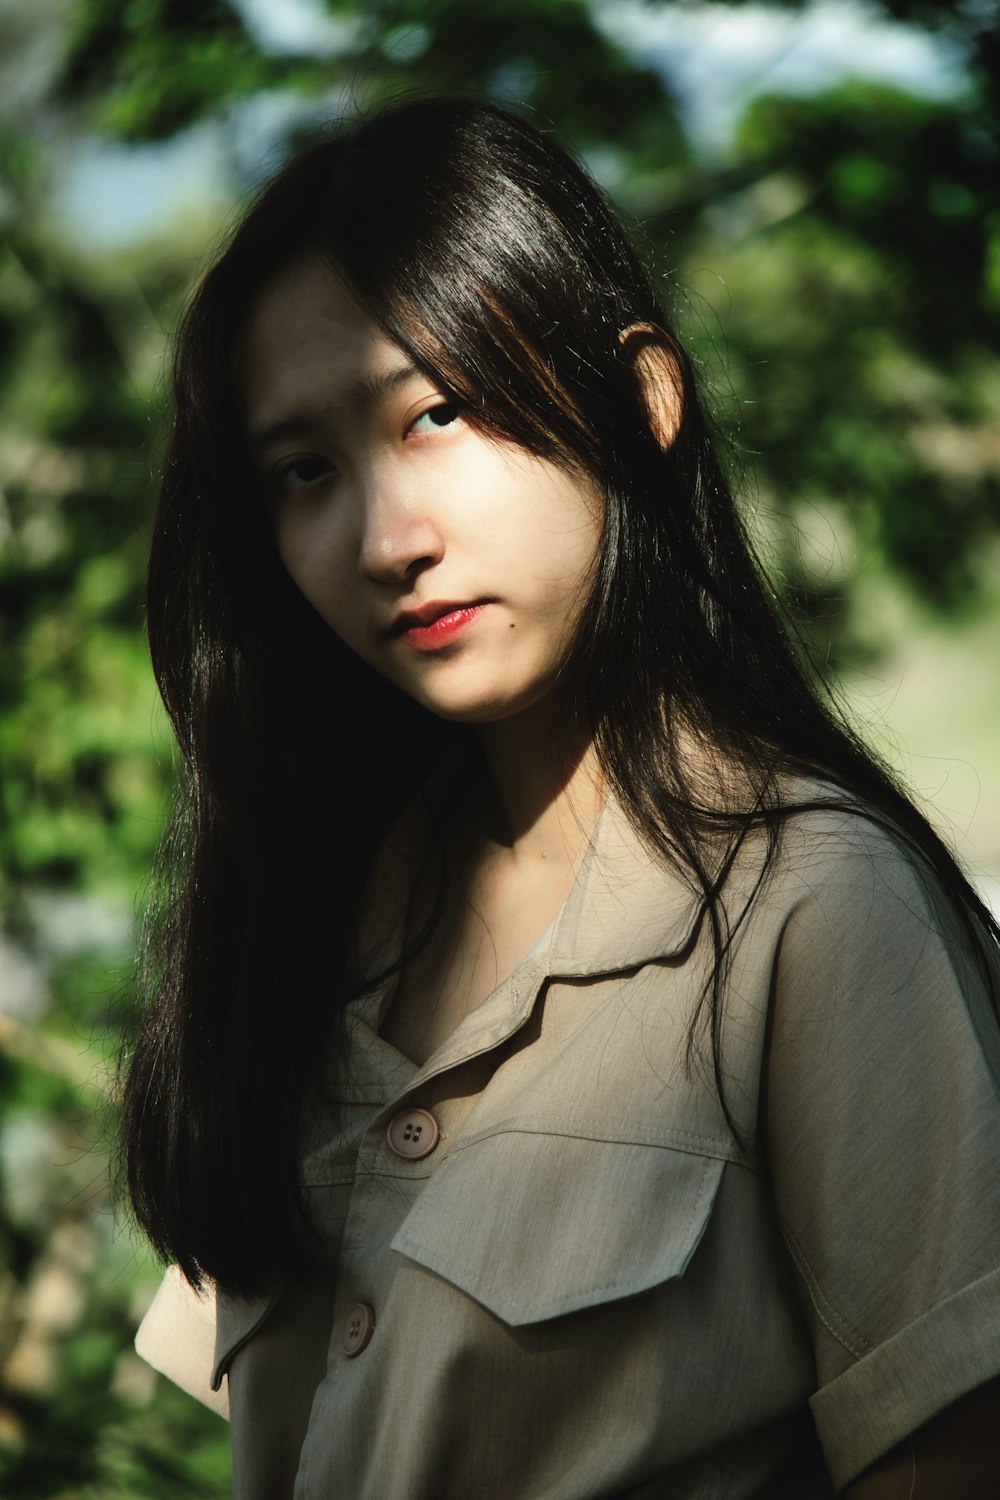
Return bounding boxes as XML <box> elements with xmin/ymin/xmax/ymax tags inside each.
<box><xmin>707</xmin><ymin>78</ymin><xmax>1000</xmax><ymax>624</ymax></box>
<box><xmin>1</xmin><ymin>0</ymin><xmax>998</xmax><ymax>1492</ymax></box>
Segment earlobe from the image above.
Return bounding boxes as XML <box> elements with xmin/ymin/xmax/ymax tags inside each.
<box><xmin>619</xmin><ymin>324</ymin><xmax>684</xmax><ymax>451</ymax></box>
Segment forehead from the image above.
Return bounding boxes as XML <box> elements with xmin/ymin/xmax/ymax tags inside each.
<box><xmin>235</xmin><ymin>256</ymin><xmax>406</xmax><ymax>427</ymax></box>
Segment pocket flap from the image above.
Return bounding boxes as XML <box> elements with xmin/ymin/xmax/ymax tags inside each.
<box><xmin>390</xmin><ymin>1131</ymin><xmax>724</xmax><ymax>1326</ymax></box>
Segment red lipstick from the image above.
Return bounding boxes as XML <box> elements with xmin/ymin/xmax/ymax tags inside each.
<box><xmin>392</xmin><ymin>601</ymin><xmax>488</xmax><ymax>651</ymax></box>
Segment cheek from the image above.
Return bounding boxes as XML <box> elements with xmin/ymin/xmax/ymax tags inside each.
<box><xmin>553</xmin><ymin>496</ymin><xmax>603</xmax><ymax>595</ymax></box>
<box><xmin>273</xmin><ymin>509</ymin><xmax>353</xmax><ymax>608</ymax></box>
<box><xmin>288</xmin><ymin>566</ymin><xmax>366</xmax><ymax>660</ymax></box>
<box><xmin>554</xmin><ymin>511</ymin><xmax>603</xmax><ymax>641</ymax></box>
<box><xmin>576</xmin><ymin>510</ymin><xmax>604</xmax><ymax>573</ymax></box>
<box><xmin>538</xmin><ymin>466</ymin><xmax>603</xmax><ymax>563</ymax></box>
<box><xmin>273</xmin><ymin>544</ymin><xmax>366</xmax><ymax>661</ymax></box>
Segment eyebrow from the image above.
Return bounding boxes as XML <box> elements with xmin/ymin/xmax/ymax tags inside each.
<box><xmin>246</xmin><ymin>361</ymin><xmax>423</xmax><ymax>451</ymax></box>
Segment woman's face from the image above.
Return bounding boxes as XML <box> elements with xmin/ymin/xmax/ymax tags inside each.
<box><xmin>236</xmin><ymin>256</ymin><xmax>603</xmax><ymax>726</ymax></box>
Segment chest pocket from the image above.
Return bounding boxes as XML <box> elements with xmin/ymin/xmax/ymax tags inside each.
<box><xmin>389</xmin><ymin>1128</ymin><xmax>724</xmax><ymax>1326</ymax></box>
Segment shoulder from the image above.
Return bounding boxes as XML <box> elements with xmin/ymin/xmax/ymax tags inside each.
<box><xmin>745</xmin><ymin>779</ymin><xmax>995</xmax><ymax>1003</ymax></box>
<box><xmin>768</xmin><ymin>779</ymin><xmax>947</xmax><ymax>916</ymax></box>
<box><xmin>728</xmin><ymin>776</ymin><xmax>1000</xmax><ymax>1195</ymax></box>
<box><xmin>754</xmin><ymin>784</ymin><xmax>1000</xmax><ymax>1245</ymax></box>
<box><xmin>750</xmin><ymin>784</ymin><xmax>1000</xmax><ymax>1493</ymax></box>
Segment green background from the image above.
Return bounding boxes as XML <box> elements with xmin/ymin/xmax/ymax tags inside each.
<box><xmin>1</xmin><ymin>0</ymin><xmax>998</xmax><ymax>1492</ymax></box>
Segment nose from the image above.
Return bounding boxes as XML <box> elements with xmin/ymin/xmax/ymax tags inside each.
<box><xmin>357</xmin><ymin>470</ymin><xmax>445</xmax><ymax>587</ymax></box>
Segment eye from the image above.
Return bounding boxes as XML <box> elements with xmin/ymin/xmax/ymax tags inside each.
<box><xmin>408</xmin><ymin>400</ymin><xmax>462</xmax><ymax>436</ymax></box>
<box><xmin>271</xmin><ymin>455</ymin><xmax>336</xmax><ymax>493</ymax></box>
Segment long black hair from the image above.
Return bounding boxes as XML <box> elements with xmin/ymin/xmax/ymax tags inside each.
<box><xmin>121</xmin><ymin>96</ymin><xmax>1000</xmax><ymax>1297</ymax></box>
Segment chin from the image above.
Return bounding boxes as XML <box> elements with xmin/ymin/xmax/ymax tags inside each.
<box><xmin>420</xmin><ymin>698</ymin><xmax>518</xmax><ymax>726</ymax></box>
<box><xmin>413</xmin><ymin>682</ymin><xmax>557</xmax><ymax>728</ymax></box>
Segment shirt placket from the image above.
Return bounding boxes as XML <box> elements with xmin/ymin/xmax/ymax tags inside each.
<box><xmin>294</xmin><ymin>959</ymin><xmax>549</xmax><ymax>1497</ymax></box>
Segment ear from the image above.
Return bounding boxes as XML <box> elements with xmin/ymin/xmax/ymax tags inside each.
<box><xmin>619</xmin><ymin>324</ymin><xmax>684</xmax><ymax>451</ymax></box>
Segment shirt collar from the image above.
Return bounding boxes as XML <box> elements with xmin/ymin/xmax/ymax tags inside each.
<box><xmin>545</xmin><ymin>791</ymin><xmax>704</xmax><ymax>979</ymax></box>
<box><xmin>331</xmin><ymin>788</ymin><xmax>724</xmax><ymax>1114</ymax></box>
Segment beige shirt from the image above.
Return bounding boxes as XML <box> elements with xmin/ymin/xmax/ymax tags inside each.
<box><xmin>136</xmin><ymin>791</ymin><xmax>1000</xmax><ymax>1498</ymax></box>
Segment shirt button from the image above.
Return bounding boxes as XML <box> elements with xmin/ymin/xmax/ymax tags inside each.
<box><xmin>386</xmin><ymin>1106</ymin><xmax>440</xmax><ymax>1160</ymax></box>
<box><xmin>341</xmin><ymin>1302</ymin><xmax>375</xmax><ymax>1357</ymax></box>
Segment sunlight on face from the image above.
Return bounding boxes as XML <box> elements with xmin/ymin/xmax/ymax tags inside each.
<box><xmin>237</xmin><ymin>256</ymin><xmax>603</xmax><ymax>726</ymax></box>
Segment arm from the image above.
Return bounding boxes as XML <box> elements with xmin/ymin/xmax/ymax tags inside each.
<box><xmin>844</xmin><ymin>1376</ymin><xmax>1000</xmax><ymax>1498</ymax></box>
<box><xmin>761</xmin><ymin>810</ymin><xmax>1000</xmax><ymax>1492</ymax></box>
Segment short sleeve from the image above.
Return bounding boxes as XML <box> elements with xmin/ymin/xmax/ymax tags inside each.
<box><xmin>763</xmin><ymin>814</ymin><xmax>1000</xmax><ymax>1491</ymax></box>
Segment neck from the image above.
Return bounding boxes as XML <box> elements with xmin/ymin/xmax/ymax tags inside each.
<box><xmin>470</xmin><ymin>700</ymin><xmax>605</xmax><ymax>879</ymax></box>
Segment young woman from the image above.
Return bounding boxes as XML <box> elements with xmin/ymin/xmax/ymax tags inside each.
<box><xmin>126</xmin><ymin>97</ymin><xmax>1000</xmax><ymax>1498</ymax></box>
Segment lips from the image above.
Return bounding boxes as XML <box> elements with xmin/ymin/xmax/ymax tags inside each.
<box><xmin>389</xmin><ymin>599</ymin><xmax>488</xmax><ymax>635</ymax></box>
<box><xmin>390</xmin><ymin>600</ymin><xmax>490</xmax><ymax>650</ymax></box>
